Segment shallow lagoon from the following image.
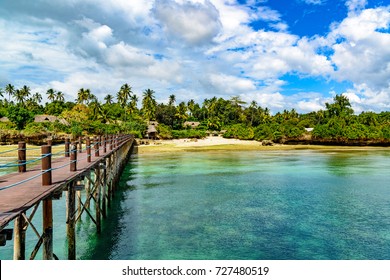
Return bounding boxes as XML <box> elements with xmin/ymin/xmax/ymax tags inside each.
<box><xmin>1</xmin><ymin>148</ymin><xmax>390</xmax><ymax>260</ymax></box>
<box><xmin>85</xmin><ymin>149</ymin><xmax>390</xmax><ymax>260</ymax></box>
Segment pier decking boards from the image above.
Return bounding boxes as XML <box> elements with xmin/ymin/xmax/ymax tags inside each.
<box><xmin>0</xmin><ymin>135</ymin><xmax>134</xmax><ymax>259</ymax></box>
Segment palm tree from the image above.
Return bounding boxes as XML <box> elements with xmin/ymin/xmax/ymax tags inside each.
<box><xmin>46</xmin><ymin>88</ymin><xmax>56</xmax><ymax>102</ymax></box>
<box><xmin>55</xmin><ymin>91</ymin><xmax>65</xmax><ymax>102</ymax></box>
<box><xmin>249</xmin><ymin>100</ymin><xmax>258</xmax><ymax>126</ymax></box>
<box><xmin>117</xmin><ymin>84</ymin><xmax>132</xmax><ymax>107</ymax></box>
<box><xmin>14</xmin><ymin>86</ymin><xmax>30</xmax><ymax>106</ymax></box>
<box><xmin>128</xmin><ymin>94</ymin><xmax>139</xmax><ymax>115</ymax></box>
<box><xmin>168</xmin><ymin>94</ymin><xmax>176</xmax><ymax>106</ymax></box>
<box><xmin>176</xmin><ymin>101</ymin><xmax>188</xmax><ymax>126</ymax></box>
<box><xmin>33</xmin><ymin>92</ymin><xmax>42</xmax><ymax>104</ymax></box>
<box><xmin>104</xmin><ymin>94</ymin><xmax>114</xmax><ymax>105</ymax></box>
<box><xmin>5</xmin><ymin>84</ymin><xmax>14</xmax><ymax>103</ymax></box>
<box><xmin>89</xmin><ymin>96</ymin><xmax>101</xmax><ymax>120</ymax></box>
<box><xmin>77</xmin><ymin>88</ymin><xmax>91</xmax><ymax>104</ymax></box>
<box><xmin>0</xmin><ymin>87</ymin><xmax>3</xmax><ymax>100</ymax></box>
<box><xmin>187</xmin><ymin>99</ymin><xmax>195</xmax><ymax>118</ymax></box>
<box><xmin>142</xmin><ymin>89</ymin><xmax>157</xmax><ymax>121</ymax></box>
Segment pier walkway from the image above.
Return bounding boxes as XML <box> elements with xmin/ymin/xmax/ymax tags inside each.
<box><xmin>0</xmin><ymin>134</ymin><xmax>135</xmax><ymax>259</ymax></box>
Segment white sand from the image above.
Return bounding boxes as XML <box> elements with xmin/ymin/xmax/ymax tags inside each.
<box><xmin>169</xmin><ymin>136</ymin><xmax>259</xmax><ymax>147</ymax></box>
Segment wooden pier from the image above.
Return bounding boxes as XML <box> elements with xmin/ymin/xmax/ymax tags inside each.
<box><xmin>0</xmin><ymin>134</ymin><xmax>135</xmax><ymax>260</ymax></box>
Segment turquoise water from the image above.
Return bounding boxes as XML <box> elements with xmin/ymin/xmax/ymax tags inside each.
<box><xmin>1</xmin><ymin>149</ymin><xmax>390</xmax><ymax>259</ymax></box>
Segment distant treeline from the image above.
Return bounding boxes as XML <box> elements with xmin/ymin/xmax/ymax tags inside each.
<box><xmin>0</xmin><ymin>83</ymin><xmax>389</xmax><ymax>145</ymax></box>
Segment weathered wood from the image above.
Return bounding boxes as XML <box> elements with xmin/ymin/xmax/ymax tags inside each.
<box><xmin>70</xmin><ymin>142</ymin><xmax>77</xmax><ymax>172</ymax></box>
<box><xmin>94</xmin><ymin>168</ymin><xmax>101</xmax><ymax>234</ymax></box>
<box><xmin>77</xmin><ymin>189</ymin><xmax>82</xmax><ymax>216</ymax></box>
<box><xmin>109</xmin><ymin>135</ymin><xmax>113</xmax><ymax>150</ymax></box>
<box><xmin>18</xmin><ymin>142</ymin><xmax>26</xmax><ymax>173</ymax></box>
<box><xmin>41</xmin><ymin>145</ymin><xmax>52</xmax><ymax>186</ymax></box>
<box><xmin>78</xmin><ymin>137</ymin><xmax>83</xmax><ymax>153</ymax></box>
<box><xmin>42</xmin><ymin>198</ymin><xmax>53</xmax><ymax>260</ymax></box>
<box><xmin>66</xmin><ymin>183</ymin><xmax>76</xmax><ymax>260</ymax></box>
<box><xmin>94</xmin><ymin>137</ymin><xmax>99</xmax><ymax>157</ymax></box>
<box><xmin>107</xmin><ymin>156</ymin><xmax>112</xmax><ymax>206</ymax></box>
<box><xmin>13</xmin><ymin>214</ymin><xmax>26</xmax><ymax>260</ymax></box>
<box><xmin>65</xmin><ymin>138</ymin><xmax>70</xmax><ymax>157</ymax></box>
<box><xmin>86</xmin><ymin>137</ymin><xmax>91</xmax><ymax>163</ymax></box>
<box><xmin>101</xmin><ymin>162</ymin><xmax>107</xmax><ymax>218</ymax></box>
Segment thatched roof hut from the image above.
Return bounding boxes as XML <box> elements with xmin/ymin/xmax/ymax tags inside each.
<box><xmin>183</xmin><ymin>121</ymin><xmax>200</xmax><ymax>129</ymax></box>
<box><xmin>34</xmin><ymin>115</ymin><xmax>69</xmax><ymax>126</ymax></box>
<box><xmin>146</xmin><ymin>125</ymin><xmax>158</xmax><ymax>139</ymax></box>
<box><xmin>148</xmin><ymin>121</ymin><xmax>159</xmax><ymax>126</ymax></box>
<box><xmin>0</xmin><ymin>116</ymin><xmax>10</xmax><ymax>122</ymax></box>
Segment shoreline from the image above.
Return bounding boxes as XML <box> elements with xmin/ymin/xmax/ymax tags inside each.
<box><xmin>137</xmin><ymin>136</ymin><xmax>390</xmax><ymax>154</ymax></box>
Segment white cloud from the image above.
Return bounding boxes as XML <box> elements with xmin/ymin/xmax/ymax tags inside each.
<box><xmin>153</xmin><ymin>0</ymin><xmax>222</xmax><ymax>46</ymax></box>
<box><xmin>345</xmin><ymin>0</ymin><xmax>367</xmax><ymax>14</ymax></box>
<box><xmin>1</xmin><ymin>0</ymin><xmax>389</xmax><ymax>113</ymax></box>
<box><xmin>328</xmin><ymin>7</ymin><xmax>390</xmax><ymax>108</ymax></box>
<box><xmin>209</xmin><ymin>73</ymin><xmax>256</xmax><ymax>94</ymax></box>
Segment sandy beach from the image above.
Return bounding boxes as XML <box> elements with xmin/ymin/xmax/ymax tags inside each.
<box><xmin>136</xmin><ymin>136</ymin><xmax>388</xmax><ymax>154</ymax></box>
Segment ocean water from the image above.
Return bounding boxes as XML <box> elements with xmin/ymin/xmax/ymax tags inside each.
<box><xmin>1</xmin><ymin>149</ymin><xmax>390</xmax><ymax>260</ymax></box>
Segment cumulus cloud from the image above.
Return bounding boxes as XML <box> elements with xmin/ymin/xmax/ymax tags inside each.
<box><xmin>345</xmin><ymin>0</ymin><xmax>367</xmax><ymax>14</ymax></box>
<box><xmin>153</xmin><ymin>0</ymin><xmax>222</xmax><ymax>46</ymax></box>
<box><xmin>209</xmin><ymin>73</ymin><xmax>256</xmax><ymax>94</ymax></box>
<box><xmin>325</xmin><ymin>6</ymin><xmax>390</xmax><ymax>110</ymax></box>
<box><xmin>0</xmin><ymin>0</ymin><xmax>389</xmax><ymax>112</ymax></box>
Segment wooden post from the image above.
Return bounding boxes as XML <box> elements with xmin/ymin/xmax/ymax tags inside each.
<box><xmin>103</xmin><ymin>136</ymin><xmax>107</xmax><ymax>153</ymax></box>
<box><xmin>94</xmin><ymin>137</ymin><xmax>99</xmax><ymax>157</ymax></box>
<box><xmin>95</xmin><ymin>168</ymin><xmax>101</xmax><ymax>234</ymax></box>
<box><xmin>109</xmin><ymin>135</ymin><xmax>113</xmax><ymax>151</ymax></box>
<box><xmin>65</xmin><ymin>138</ymin><xmax>70</xmax><ymax>157</ymax></box>
<box><xmin>107</xmin><ymin>156</ymin><xmax>112</xmax><ymax>205</ymax></box>
<box><xmin>78</xmin><ymin>136</ymin><xmax>83</xmax><ymax>153</ymax></box>
<box><xmin>13</xmin><ymin>214</ymin><xmax>26</xmax><ymax>260</ymax></box>
<box><xmin>66</xmin><ymin>183</ymin><xmax>76</xmax><ymax>260</ymax></box>
<box><xmin>101</xmin><ymin>162</ymin><xmax>107</xmax><ymax>218</ymax></box>
<box><xmin>70</xmin><ymin>142</ymin><xmax>77</xmax><ymax>171</ymax></box>
<box><xmin>86</xmin><ymin>137</ymin><xmax>91</xmax><ymax>163</ymax></box>
<box><xmin>18</xmin><ymin>141</ymin><xmax>26</xmax><ymax>173</ymax></box>
<box><xmin>85</xmin><ymin>176</ymin><xmax>90</xmax><ymax>209</ymax></box>
<box><xmin>41</xmin><ymin>145</ymin><xmax>52</xmax><ymax>186</ymax></box>
<box><xmin>42</xmin><ymin>199</ymin><xmax>53</xmax><ymax>260</ymax></box>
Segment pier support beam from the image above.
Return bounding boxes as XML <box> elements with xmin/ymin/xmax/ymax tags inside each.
<box><xmin>94</xmin><ymin>168</ymin><xmax>101</xmax><ymax>234</ymax></box>
<box><xmin>42</xmin><ymin>199</ymin><xmax>53</xmax><ymax>260</ymax></box>
<box><xmin>13</xmin><ymin>214</ymin><xmax>26</xmax><ymax>260</ymax></box>
<box><xmin>101</xmin><ymin>162</ymin><xmax>107</xmax><ymax>218</ymax></box>
<box><xmin>66</xmin><ymin>182</ymin><xmax>76</xmax><ymax>260</ymax></box>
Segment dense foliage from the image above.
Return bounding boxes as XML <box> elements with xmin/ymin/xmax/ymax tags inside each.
<box><xmin>0</xmin><ymin>83</ymin><xmax>389</xmax><ymax>144</ymax></box>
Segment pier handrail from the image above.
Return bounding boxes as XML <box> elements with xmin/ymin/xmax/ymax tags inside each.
<box><xmin>0</xmin><ymin>134</ymin><xmax>134</xmax><ymax>191</ymax></box>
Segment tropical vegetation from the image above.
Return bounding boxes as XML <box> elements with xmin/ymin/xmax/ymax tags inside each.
<box><xmin>0</xmin><ymin>83</ymin><xmax>389</xmax><ymax>145</ymax></box>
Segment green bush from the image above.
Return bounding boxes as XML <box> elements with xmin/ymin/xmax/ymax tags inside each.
<box><xmin>7</xmin><ymin>105</ymin><xmax>34</xmax><ymax>130</ymax></box>
<box><xmin>157</xmin><ymin>124</ymin><xmax>173</xmax><ymax>139</ymax></box>
<box><xmin>23</xmin><ymin>122</ymin><xmax>49</xmax><ymax>137</ymax></box>
<box><xmin>172</xmin><ymin>129</ymin><xmax>206</xmax><ymax>139</ymax></box>
<box><xmin>223</xmin><ymin>124</ymin><xmax>254</xmax><ymax>140</ymax></box>
<box><xmin>381</xmin><ymin>125</ymin><xmax>390</xmax><ymax>139</ymax></box>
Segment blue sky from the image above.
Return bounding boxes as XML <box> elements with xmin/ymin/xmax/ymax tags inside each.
<box><xmin>0</xmin><ymin>0</ymin><xmax>389</xmax><ymax>113</ymax></box>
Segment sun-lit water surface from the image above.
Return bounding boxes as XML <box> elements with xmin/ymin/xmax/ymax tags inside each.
<box><xmin>1</xmin><ymin>149</ymin><xmax>390</xmax><ymax>260</ymax></box>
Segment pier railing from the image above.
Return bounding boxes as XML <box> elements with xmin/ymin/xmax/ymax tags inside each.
<box><xmin>0</xmin><ymin>134</ymin><xmax>135</xmax><ymax>260</ymax></box>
